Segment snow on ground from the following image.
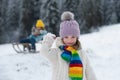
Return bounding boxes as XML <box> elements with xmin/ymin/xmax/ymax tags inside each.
<box><xmin>0</xmin><ymin>44</ymin><xmax>52</xmax><ymax>80</ymax></box>
<box><xmin>0</xmin><ymin>24</ymin><xmax>120</xmax><ymax>80</ymax></box>
<box><xmin>80</xmin><ymin>24</ymin><xmax>120</xmax><ymax>80</ymax></box>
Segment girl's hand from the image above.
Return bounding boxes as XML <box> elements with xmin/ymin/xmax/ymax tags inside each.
<box><xmin>46</xmin><ymin>33</ymin><xmax>56</xmax><ymax>39</ymax></box>
<box><xmin>42</xmin><ymin>33</ymin><xmax>56</xmax><ymax>47</ymax></box>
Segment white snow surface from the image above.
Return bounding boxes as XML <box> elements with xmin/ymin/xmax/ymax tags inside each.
<box><xmin>0</xmin><ymin>24</ymin><xmax>120</xmax><ymax>80</ymax></box>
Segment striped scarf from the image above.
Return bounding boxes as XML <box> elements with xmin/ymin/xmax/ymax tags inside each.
<box><xmin>59</xmin><ymin>46</ymin><xmax>83</xmax><ymax>80</ymax></box>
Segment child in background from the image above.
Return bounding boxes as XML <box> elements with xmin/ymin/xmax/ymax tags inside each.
<box><xmin>20</xmin><ymin>19</ymin><xmax>47</xmax><ymax>52</ymax></box>
<box><xmin>40</xmin><ymin>11</ymin><xmax>97</xmax><ymax>80</ymax></box>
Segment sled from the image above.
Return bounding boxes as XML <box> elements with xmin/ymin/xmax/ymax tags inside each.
<box><xmin>12</xmin><ymin>42</ymin><xmax>39</xmax><ymax>54</ymax></box>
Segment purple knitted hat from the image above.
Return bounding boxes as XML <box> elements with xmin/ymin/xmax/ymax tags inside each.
<box><xmin>59</xmin><ymin>11</ymin><xmax>80</xmax><ymax>38</ymax></box>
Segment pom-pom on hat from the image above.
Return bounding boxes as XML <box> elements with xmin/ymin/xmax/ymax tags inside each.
<box><xmin>59</xmin><ymin>11</ymin><xmax>80</xmax><ymax>38</ymax></box>
<box><xmin>36</xmin><ymin>19</ymin><xmax>45</xmax><ymax>28</ymax></box>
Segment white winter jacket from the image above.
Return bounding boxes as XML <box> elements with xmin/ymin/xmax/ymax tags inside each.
<box><xmin>40</xmin><ymin>36</ymin><xmax>97</xmax><ymax>80</ymax></box>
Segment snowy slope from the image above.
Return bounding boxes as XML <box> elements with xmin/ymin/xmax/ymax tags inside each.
<box><xmin>0</xmin><ymin>44</ymin><xmax>52</xmax><ymax>80</ymax></box>
<box><xmin>0</xmin><ymin>24</ymin><xmax>120</xmax><ymax>80</ymax></box>
<box><xmin>80</xmin><ymin>24</ymin><xmax>120</xmax><ymax>80</ymax></box>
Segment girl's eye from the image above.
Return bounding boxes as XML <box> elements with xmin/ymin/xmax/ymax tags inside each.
<box><xmin>64</xmin><ymin>36</ymin><xmax>68</xmax><ymax>38</ymax></box>
<box><xmin>72</xmin><ymin>36</ymin><xmax>75</xmax><ymax>38</ymax></box>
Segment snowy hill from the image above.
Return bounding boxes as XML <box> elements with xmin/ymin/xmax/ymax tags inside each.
<box><xmin>0</xmin><ymin>44</ymin><xmax>52</xmax><ymax>80</ymax></box>
<box><xmin>80</xmin><ymin>24</ymin><xmax>120</xmax><ymax>80</ymax></box>
<box><xmin>0</xmin><ymin>24</ymin><xmax>120</xmax><ymax>80</ymax></box>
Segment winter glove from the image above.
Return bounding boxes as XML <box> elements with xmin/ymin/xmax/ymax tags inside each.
<box><xmin>46</xmin><ymin>33</ymin><xmax>56</xmax><ymax>39</ymax></box>
<box><xmin>42</xmin><ymin>33</ymin><xmax>56</xmax><ymax>47</ymax></box>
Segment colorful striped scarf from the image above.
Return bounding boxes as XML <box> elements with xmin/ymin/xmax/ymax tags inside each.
<box><xmin>59</xmin><ymin>46</ymin><xmax>83</xmax><ymax>80</ymax></box>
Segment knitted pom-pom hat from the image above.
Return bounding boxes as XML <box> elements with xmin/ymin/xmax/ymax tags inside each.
<box><xmin>59</xmin><ymin>11</ymin><xmax>80</xmax><ymax>38</ymax></box>
<box><xmin>36</xmin><ymin>19</ymin><xmax>45</xmax><ymax>28</ymax></box>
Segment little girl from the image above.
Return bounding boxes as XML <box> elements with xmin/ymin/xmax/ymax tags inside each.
<box><xmin>40</xmin><ymin>11</ymin><xmax>97</xmax><ymax>80</ymax></box>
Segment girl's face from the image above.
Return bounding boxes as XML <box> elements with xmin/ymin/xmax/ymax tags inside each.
<box><xmin>63</xmin><ymin>36</ymin><xmax>77</xmax><ymax>46</ymax></box>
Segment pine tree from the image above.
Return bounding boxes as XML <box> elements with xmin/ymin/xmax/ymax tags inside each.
<box><xmin>79</xmin><ymin>0</ymin><xmax>102</xmax><ymax>33</ymax></box>
<box><xmin>21</xmin><ymin>0</ymin><xmax>35</xmax><ymax>37</ymax></box>
<box><xmin>2</xmin><ymin>0</ymin><xmax>21</xmax><ymax>43</ymax></box>
<box><xmin>114</xmin><ymin>0</ymin><xmax>120</xmax><ymax>22</ymax></box>
<box><xmin>0</xmin><ymin>0</ymin><xmax>8</xmax><ymax>43</ymax></box>
<box><xmin>43</xmin><ymin>0</ymin><xmax>60</xmax><ymax>35</ymax></box>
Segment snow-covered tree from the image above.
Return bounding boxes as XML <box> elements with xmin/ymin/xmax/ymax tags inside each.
<box><xmin>3</xmin><ymin>0</ymin><xmax>22</xmax><ymax>42</ymax></box>
<box><xmin>114</xmin><ymin>0</ymin><xmax>120</xmax><ymax>22</ymax></box>
<box><xmin>0</xmin><ymin>0</ymin><xmax>120</xmax><ymax>43</ymax></box>
<box><xmin>43</xmin><ymin>0</ymin><xmax>60</xmax><ymax>35</ymax></box>
<box><xmin>62</xmin><ymin>0</ymin><xmax>81</xmax><ymax>20</ymax></box>
<box><xmin>0</xmin><ymin>0</ymin><xmax>2</xmax><ymax>43</ymax></box>
<box><xmin>0</xmin><ymin>0</ymin><xmax>8</xmax><ymax>43</ymax></box>
<box><xmin>108</xmin><ymin>0</ymin><xmax>117</xmax><ymax>24</ymax></box>
<box><xmin>79</xmin><ymin>0</ymin><xmax>102</xmax><ymax>33</ymax></box>
<box><xmin>20</xmin><ymin>0</ymin><xmax>35</xmax><ymax>37</ymax></box>
<box><xmin>100</xmin><ymin>0</ymin><xmax>117</xmax><ymax>25</ymax></box>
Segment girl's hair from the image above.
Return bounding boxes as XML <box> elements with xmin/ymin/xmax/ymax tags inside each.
<box><xmin>73</xmin><ymin>39</ymin><xmax>82</xmax><ymax>50</ymax></box>
<box><xmin>40</xmin><ymin>27</ymin><xmax>45</xmax><ymax>30</ymax></box>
